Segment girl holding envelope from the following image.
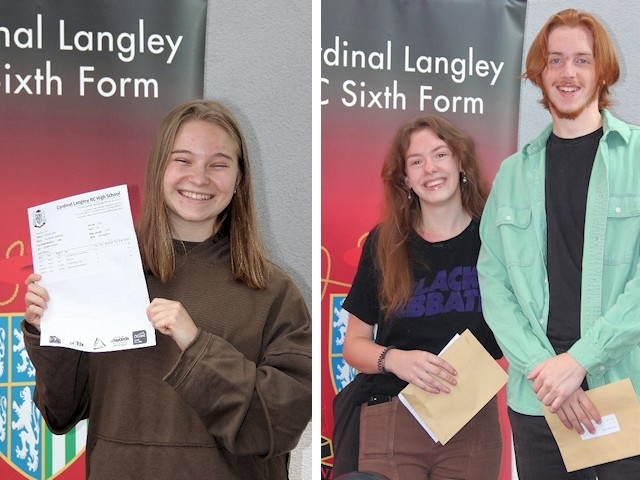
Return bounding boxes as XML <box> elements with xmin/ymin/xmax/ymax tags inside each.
<box><xmin>340</xmin><ymin>115</ymin><xmax>502</xmax><ymax>480</ymax></box>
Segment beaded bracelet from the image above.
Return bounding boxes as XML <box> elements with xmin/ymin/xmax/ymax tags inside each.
<box><xmin>377</xmin><ymin>345</ymin><xmax>396</xmax><ymax>374</ymax></box>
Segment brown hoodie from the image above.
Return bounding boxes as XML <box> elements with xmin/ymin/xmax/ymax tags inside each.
<box><xmin>23</xmin><ymin>236</ymin><xmax>311</xmax><ymax>479</ymax></box>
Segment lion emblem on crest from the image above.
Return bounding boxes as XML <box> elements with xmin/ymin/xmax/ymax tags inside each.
<box><xmin>12</xmin><ymin>386</ymin><xmax>40</xmax><ymax>472</ymax></box>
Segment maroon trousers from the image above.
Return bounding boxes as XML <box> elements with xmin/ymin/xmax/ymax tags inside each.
<box><xmin>359</xmin><ymin>396</ymin><xmax>502</xmax><ymax>480</ymax></box>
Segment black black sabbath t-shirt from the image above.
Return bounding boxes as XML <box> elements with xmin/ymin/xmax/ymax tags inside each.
<box><xmin>343</xmin><ymin>220</ymin><xmax>501</xmax><ymax>398</ymax></box>
<box><xmin>345</xmin><ymin>220</ymin><xmax>500</xmax><ymax>355</ymax></box>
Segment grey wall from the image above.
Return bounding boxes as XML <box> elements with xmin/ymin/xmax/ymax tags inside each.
<box><xmin>204</xmin><ymin>1</ymin><xmax>312</xmax><ymax>306</ymax></box>
<box><xmin>204</xmin><ymin>1</ymin><xmax>312</xmax><ymax>478</ymax></box>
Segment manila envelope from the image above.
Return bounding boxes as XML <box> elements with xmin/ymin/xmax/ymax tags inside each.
<box><xmin>398</xmin><ymin>329</ymin><xmax>508</xmax><ymax>444</ymax></box>
<box><xmin>543</xmin><ymin>378</ymin><xmax>640</xmax><ymax>472</ymax></box>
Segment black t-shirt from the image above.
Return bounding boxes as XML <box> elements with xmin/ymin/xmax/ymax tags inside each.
<box><xmin>343</xmin><ymin>219</ymin><xmax>501</xmax><ymax>400</ymax></box>
<box><xmin>545</xmin><ymin>128</ymin><xmax>601</xmax><ymax>353</ymax></box>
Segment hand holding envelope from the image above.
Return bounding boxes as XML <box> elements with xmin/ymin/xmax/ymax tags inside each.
<box><xmin>543</xmin><ymin>378</ymin><xmax>640</xmax><ymax>472</ymax></box>
<box><xmin>398</xmin><ymin>329</ymin><xmax>508</xmax><ymax>444</ymax></box>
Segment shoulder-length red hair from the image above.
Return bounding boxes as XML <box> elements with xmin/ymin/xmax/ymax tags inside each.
<box><xmin>376</xmin><ymin>115</ymin><xmax>487</xmax><ymax>318</ymax></box>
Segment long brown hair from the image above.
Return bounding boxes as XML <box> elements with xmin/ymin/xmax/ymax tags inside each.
<box><xmin>376</xmin><ymin>115</ymin><xmax>487</xmax><ymax>318</ymax></box>
<box><xmin>137</xmin><ymin>99</ymin><xmax>270</xmax><ymax>288</ymax></box>
<box><xmin>523</xmin><ymin>8</ymin><xmax>619</xmax><ymax>111</ymax></box>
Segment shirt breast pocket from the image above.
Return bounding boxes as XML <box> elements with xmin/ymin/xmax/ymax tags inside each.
<box><xmin>495</xmin><ymin>206</ymin><xmax>536</xmax><ymax>267</ymax></box>
<box><xmin>604</xmin><ymin>195</ymin><xmax>640</xmax><ymax>265</ymax></box>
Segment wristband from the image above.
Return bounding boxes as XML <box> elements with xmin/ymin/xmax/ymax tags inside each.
<box><xmin>377</xmin><ymin>345</ymin><xmax>396</xmax><ymax>374</ymax></box>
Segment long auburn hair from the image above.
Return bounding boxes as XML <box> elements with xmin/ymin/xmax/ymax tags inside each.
<box><xmin>376</xmin><ymin>115</ymin><xmax>487</xmax><ymax>319</ymax></box>
<box><xmin>523</xmin><ymin>8</ymin><xmax>619</xmax><ymax>111</ymax></box>
<box><xmin>137</xmin><ymin>99</ymin><xmax>270</xmax><ymax>289</ymax></box>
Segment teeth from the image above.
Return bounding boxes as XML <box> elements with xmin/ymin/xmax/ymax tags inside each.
<box><xmin>559</xmin><ymin>86</ymin><xmax>578</xmax><ymax>92</ymax></box>
<box><xmin>181</xmin><ymin>191</ymin><xmax>213</xmax><ymax>200</ymax></box>
<box><xmin>426</xmin><ymin>179</ymin><xmax>444</xmax><ymax>188</ymax></box>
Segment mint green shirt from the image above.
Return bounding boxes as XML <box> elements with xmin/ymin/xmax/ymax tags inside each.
<box><xmin>478</xmin><ymin>110</ymin><xmax>640</xmax><ymax>415</ymax></box>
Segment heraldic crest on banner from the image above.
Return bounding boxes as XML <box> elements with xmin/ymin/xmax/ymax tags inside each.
<box><xmin>0</xmin><ymin>314</ymin><xmax>86</xmax><ymax>479</ymax></box>
<box><xmin>330</xmin><ymin>294</ymin><xmax>358</xmax><ymax>395</ymax></box>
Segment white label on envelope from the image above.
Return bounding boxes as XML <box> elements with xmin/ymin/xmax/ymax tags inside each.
<box><xmin>579</xmin><ymin>414</ymin><xmax>620</xmax><ymax>440</ymax></box>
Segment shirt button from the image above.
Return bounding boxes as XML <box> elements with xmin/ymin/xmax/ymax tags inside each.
<box><xmin>615</xmin><ymin>207</ymin><xmax>622</xmax><ymax>213</ymax></box>
<box><xmin>505</xmin><ymin>215</ymin><xmax>512</xmax><ymax>221</ymax></box>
